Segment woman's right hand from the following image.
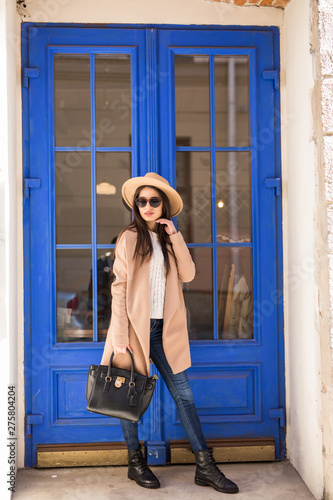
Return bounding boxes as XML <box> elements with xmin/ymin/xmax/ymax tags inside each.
<box><xmin>113</xmin><ymin>344</ymin><xmax>133</xmax><ymax>355</ymax></box>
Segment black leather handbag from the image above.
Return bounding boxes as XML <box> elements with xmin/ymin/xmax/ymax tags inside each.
<box><xmin>86</xmin><ymin>348</ymin><xmax>158</xmax><ymax>422</ymax></box>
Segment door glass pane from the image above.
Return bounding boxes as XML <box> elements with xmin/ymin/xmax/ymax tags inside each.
<box><xmin>54</xmin><ymin>54</ymin><xmax>91</xmax><ymax>147</ymax></box>
<box><xmin>215</xmin><ymin>56</ymin><xmax>250</xmax><ymax>147</ymax></box>
<box><xmin>176</xmin><ymin>151</ymin><xmax>211</xmax><ymax>243</ymax></box>
<box><xmin>95</xmin><ymin>248</ymin><xmax>115</xmax><ymax>342</ymax></box>
<box><xmin>55</xmin><ymin>152</ymin><xmax>91</xmax><ymax>245</ymax></box>
<box><xmin>96</xmin><ymin>152</ymin><xmax>132</xmax><ymax>244</ymax></box>
<box><xmin>184</xmin><ymin>248</ymin><xmax>213</xmax><ymax>341</ymax></box>
<box><xmin>217</xmin><ymin>247</ymin><xmax>253</xmax><ymax>340</ymax></box>
<box><xmin>175</xmin><ymin>55</ymin><xmax>210</xmax><ymax>147</ymax></box>
<box><xmin>216</xmin><ymin>152</ymin><xmax>252</xmax><ymax>243</ymax></box>
<box><xmin>56</xmin><ymin>249</ymin><xmax>93</xmax><ymax>343</ymax></box>
<box><xmin>95</xmin><ymin>55</ymin><xmax>131</xmax><ymax>147</ymax></box>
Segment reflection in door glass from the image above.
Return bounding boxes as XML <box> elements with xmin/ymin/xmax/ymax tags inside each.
<box><xmin>56</xmin><ymin>249</ymin><xmax>93</xmax><ymax>343</ymax></box>
<box><xmin>183</xmin><ymin>247</ymin><xmax>213</xmax><ymax>341</ymax></box>
<box><xmin>175</xmin><ymin>55</ymin><xmax>210</xmax><ymax>147</ymax></box>
<box><xmin>94</xmin><ymin>248</ymin><xmax>116</xmax><ymax>342</ymax></box>
<box><xmin>216</xmin><ymin>152</ymin><xmax>252</xmax><ymax>243</ymax></box>
<box><xmin>55</xmin><ymin>152</ymin><xmax>91</xmax><ymax>245</ymax></box>
<box><xmin>215</xmin><ymin>56</ymin><xmax>250</xmax><ymax>147</ymax></box>
<box><xmin>96</xmin><ymin>152</ymin><xmax>132</xmax><ymax>244</ymax></box>
<box><xmin>54</xmin><ymin>55</ymin><xmax>91</xmax><ymax>147</ymax></box>
<box><xmin>95</xmin><ymin>55</ymin><xmax>131</xmax><ymax>147</ymax></box>
<box><xmin>176</xmin><ymin>151</ymin><xmax>211</xmax><ymax>244</ymax></box>
<box><xmin>217</xmin><ymin>247</ymin><xmax>253</xmax><ymax>340</ymax></box>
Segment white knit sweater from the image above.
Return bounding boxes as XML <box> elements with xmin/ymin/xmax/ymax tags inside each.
<box><xmin>149</xmin><ymin>230</ymin><xmax>166</xmax><ymax>318</ymax></box>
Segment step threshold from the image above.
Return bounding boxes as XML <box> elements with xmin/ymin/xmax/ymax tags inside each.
<box><xmin>36</xmin><ymin>438</ymin><xmax>275</xmax><ymax>468</ymax></box>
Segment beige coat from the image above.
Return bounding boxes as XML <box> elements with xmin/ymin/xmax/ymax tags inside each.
<box><xmin>100</xmin><ymin>229</ymin><xmax>196</xmax><ymax>376</ymax></box>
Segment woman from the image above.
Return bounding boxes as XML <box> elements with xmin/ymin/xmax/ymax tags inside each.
<box><xmin>100</xmin><ymin>172</ymin><xmax>239</xmax><ymax>494</ymax></box>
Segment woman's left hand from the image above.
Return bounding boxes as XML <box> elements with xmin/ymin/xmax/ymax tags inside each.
<box><xmin>155</xmin><ymin>218</ymin><xmax>177</xmax><ymax>236</ymax></box>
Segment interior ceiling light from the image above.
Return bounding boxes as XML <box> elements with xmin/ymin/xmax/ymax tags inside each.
<box><xmin>96</xmin><ymin>182</ymin><xmax>116</xmax><ymax>195</ymax></box>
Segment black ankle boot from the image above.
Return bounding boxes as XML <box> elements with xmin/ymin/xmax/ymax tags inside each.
<box><xmin>193</xmin><ymin>447</ymin><xmax>239</xmax><ymax>494</ymax></box>
<box><xmin>127</xmin><ymin>446</ymin><xmax>160</xmax><ymax>489</ymax></box>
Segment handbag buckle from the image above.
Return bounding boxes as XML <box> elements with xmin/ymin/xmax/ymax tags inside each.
<box><xmin>115</xmin><ymin>376</ymin><xmax>126</xmax><ymax>388</ymax></box>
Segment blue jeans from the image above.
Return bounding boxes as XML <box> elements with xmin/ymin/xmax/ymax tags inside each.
<box><xmin>120</xmin><ymin>318</ymin><xmax>208</xmax><ymax>451</ymax></box>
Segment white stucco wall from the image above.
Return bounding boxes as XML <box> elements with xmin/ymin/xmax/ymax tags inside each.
<box><xmin>8</xmin><ymin>1</ymin><xmax>328</xmax><ymax>500</ymax></box>
<box><xmin>0</xmin><ymin>1</ymin><xmax>19</xmax><ymax>499</ymax></box>
<box><xmin>20</xmin><ymin>0</ymin><xmax>284</xmax><ymax>25</ymax></box>
<box><xmin>283</xmin><ymin>0</ymin><xmax>325</xmax><ymax>498</ymax></box>
<box><xmin>316</xmin><ymin>1</ymin><xmax>333</xmax><ymax>499</ymax></box>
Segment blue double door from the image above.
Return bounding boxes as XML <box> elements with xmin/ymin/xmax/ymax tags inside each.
<box><xmin>23</xmin><ymin>25</ymin><xmax>285</xmax><ymax>466</ymax></box>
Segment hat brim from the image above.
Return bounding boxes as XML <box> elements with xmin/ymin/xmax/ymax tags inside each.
<box><xmin>122</xmin><ymin>176</ymin><xmax>183</xmax><ymax>218</ymax></box>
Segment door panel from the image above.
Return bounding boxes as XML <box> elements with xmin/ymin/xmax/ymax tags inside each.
<box><xmin>25</xmin><ymin>27</ymin><xmax>150</xmax><ymax>466</ymax></box>
<box><xmin>23</xmin><ymin>25</ymin><xmax>284</xmax><ymax>466</ymax></box>
<box><xmin>157</xmin><ymin>29</ymin><xmax>283</xmax><ymax>455</ymax></box>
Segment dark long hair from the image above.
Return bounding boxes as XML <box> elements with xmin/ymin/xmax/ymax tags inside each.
<box><xmin>115</xmin><ymin>185</ymin><xmax>176</xmax><ymax>276</ymax></box>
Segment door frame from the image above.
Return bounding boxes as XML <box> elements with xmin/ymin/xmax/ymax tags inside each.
<box><xmin>22</xmin><ymin>22</ymin><xmax>284</xmax><ymax>467</ymax></box>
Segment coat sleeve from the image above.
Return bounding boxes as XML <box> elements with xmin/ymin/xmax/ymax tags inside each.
<box><xmin>169</xmin><ymin>231</ymin><xmax>196</xmax><ymax>283</ymax></box>
<box><xmin>100</xmin><ymin>232</ymin><xmax>129</xmax><ymax>365</ymax></box>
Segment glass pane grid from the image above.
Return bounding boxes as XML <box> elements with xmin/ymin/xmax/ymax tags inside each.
<box><xmin>174</xmin><ymin>52</ymin><xmax>253</xmax><ymax>342</ymax></box>
<box><xmin>54</xmin><ymin>52</ymin><xmax>133</xmax><ymax>344</ymax></box>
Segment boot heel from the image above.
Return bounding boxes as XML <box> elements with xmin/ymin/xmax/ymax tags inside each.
<box><xmin>128</xmin><ymin>471</ymin><xmax>134</xmax><ymax>481</ymax></box>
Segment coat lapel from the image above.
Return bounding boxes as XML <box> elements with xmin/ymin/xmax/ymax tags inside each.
<box><xmin>161</xmin><ymin>242</ymin><xmax>179</xmax><ymax>336</ymax></box>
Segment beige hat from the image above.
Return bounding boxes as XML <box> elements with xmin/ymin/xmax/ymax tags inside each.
<box><xmin>121</xmin><ymin>172</ymin><xmax>183</xmax><ymax>217</ymax></box>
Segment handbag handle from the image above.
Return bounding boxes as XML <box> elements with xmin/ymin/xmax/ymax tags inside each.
<box><xmin>107</xmin><ymin>348</ymin><xmax>135</xmax><ymax>386</ymax></box>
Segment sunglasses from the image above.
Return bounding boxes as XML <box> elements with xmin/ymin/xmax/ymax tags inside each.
<box><xmin>135</xmin><ymin>197</ymin><xmax>162</xmax><ymax>208</ymax></box>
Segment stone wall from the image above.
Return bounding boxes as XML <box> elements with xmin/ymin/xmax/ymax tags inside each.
<box><xmin>315</xmin><ymin>0</ymin><xmax>333</xmax><ymax>499</ymax></box>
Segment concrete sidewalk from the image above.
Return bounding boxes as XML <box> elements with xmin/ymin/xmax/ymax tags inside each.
<box><xmin>13</xmin><ymin>460</ymin><xmax>315</xmax><ymax>500</ymax></box>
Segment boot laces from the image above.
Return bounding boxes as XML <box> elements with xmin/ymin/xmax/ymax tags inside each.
<box><xmin>205</xmin><ymin>448</ymin><xmax>226</xmax><ymax>478</ymax></box>
<box><xmin>131</xmin><ymin>450</ymin><xmax>149</xmax><ymax>472</ymax></box>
